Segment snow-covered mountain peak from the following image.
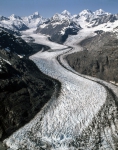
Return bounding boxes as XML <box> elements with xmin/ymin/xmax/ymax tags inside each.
<box><xmin>32</xmin><ymin>11</ymin><xmax>41</xmax><ymax>18</ymax></box>
<box><xmin>52</xmin><ymin>13</ymin><xmax>60</xmax><ymax>19</ymax></box>
<box><xmin>33</xmin><ymin>11</ymin><xmax>39</xmax><ymax>16</ymax></box>
<box><xmin>79</xmin><ymin>9</ymin><xmax>93</xmax><ymax>16</ymax></box>
<box><xmin>22</xmin><ymin>12</ymin><xmax>47</xmax><ymax>28</ymax></box>
<box><xmin>94</xmin><ymin>9</ymin><xmax>110</xmax><ymax>16</ymax></box>
<box><xmin>9</xmin><ymin>14</ymin><xmax>22</xmax><ymax>20</ymax></box>
<box><xmin>79</xmin><ymin>9</ymin><xmax>93</xmax><ymax>18</ymax></box>
<box><xmin>51</xmin><ymin>10</ymin><xmax>72</xmax><ymax>22</ymax></box>
<box><xmin>28</xmin><ymin>12</ymin><xmax>41</xmax><ymax>20</ymax></box>
<box><xmin>51</xmin><ymin>13</ymin><xmax>70</xmax><ymax>22</ymax></box>
<box><xmin>61</xmin><ymin>10</ymin><xmax>71</xmax><ymax>16</ymax></box>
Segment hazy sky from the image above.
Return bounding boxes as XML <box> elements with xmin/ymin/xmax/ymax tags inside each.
<box><xmin>0</xmin><ymin>0</ymin><xmax>118</xmax><ymax>17</ymax></box>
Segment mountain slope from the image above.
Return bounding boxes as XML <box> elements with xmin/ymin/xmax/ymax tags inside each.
<box><xmin>22</xmin><ymin>12</ymin><xmax>48</xmax><ymax>28</ymax></box>
<box><xmin>0</xmin><ymin>28</ymin><xmax>59</xmax><ymax>141</ymax></box>
<box><xmin>35</xmin><ymin>9</ymin><xmax>118</xmax><ymax>43</ymax></box>
<box><xmin>0</xmin><ymin>12</ymin><xmax>47</xmax><ymax>33</ymax></box>
<box><xmin>0</xmin><ymin>28</ymin><xmax>33</xmax><ymax>55</ymax></box>
<box><xmin>66</xmin><ymin>31</ymin><xmax>118</xmax><ymax>84</ymax></box>
<box><xmin>36</xmin><ymin>10</ymin><xmax>81</xmax><ymax>43</ymax></box>
<box><xmin>0</xmin><ymin>15</ymin><xmax>28</xmax><ymax>32</ymax></box>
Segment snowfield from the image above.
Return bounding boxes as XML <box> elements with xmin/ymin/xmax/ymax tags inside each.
<box><xmin>21</xmin><ymin>28</ymin><xmax>67</xmax><ymax>50</ymax></box>
<box><xmin>4</xmin><ymin>27</ymin><xmax>118</xmax><ymax>149</ymax></box>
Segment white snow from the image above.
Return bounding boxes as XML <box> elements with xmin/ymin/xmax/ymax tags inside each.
<box><xmin>0</xmin><ymin>18</ymin><xmax>26</xmax><ymax>31</ymax></box>
<box><xmin>60</xmin><ymin>27</ymin><xmax>67</xmax><ymax>35</ymax></box>
<box><xmin>93</xmin><ymin>9</ymin><xmax>110</xmax><ymax>16</ymax></box>
<box><xmin>79</xmin><ymin>9</ymin><xmax>93</xmax><ymax>18</ymax></box>
<box><xmin>52</xmin><ymin>22</ymin><xmax>62</xmax><ymax>28</ymax></box>
<box><xmin>33</xmin><ymin>11</ymin><xmax>39</xmax><ymax>16</ymax></box>
<box><xmin>3</xmin><ymin>58</ymin><xmax>11</xmax><ymax>65</ymax></box>
<box><xmin>9</xmin><ymin>14</ymin><xmax>21</xmax><ymax>20</ymax></box>
<box><xmin>40</xmin><ymin>23</ymin><xmax>48</xmax><ymax>28</ymax></box>
<box><xmin>61</xmin><ymin>10</ymin><xmax>71</xmax><ymax>17</ymax></box>
<box><xmin>52</xmin><ymin>13</ymin><xmax>70</xmax><ymax>22</ymax></box>
<box><xmin>0</xmin><ymin>64</ymin><xmax>2</xmax><ymax>72</ymax></box>
<box><xmin>0</xmin><ymin>57</ymin><xmax>11</xmax><ymax>65</ymax></box>
<box><xmin>18</xmin><ymin>55</ymin><xmax>24</xmax><ymax>58</ymax></box>
<box><xmin>21</xmin><ymin>28</ymin><xmax>67</xmax><ymax>50</ymax></box>
<box><xmin>22</xmin><ymin>12</ymin><xmax>47</xmax><ymax>28</ymax></box>
<box><xmin>0</xmin><ymin>9</ymin><xmax>116</xmax><ymax>34</ymax></box>
<box><xmin>5</xmin><ymin>47</ymin><xmax>10</xmax><ymax>52</ymax></box>
<box><xmin>0</xmin><ymin>12</ymin><xmax>47</xmax><ymax>31</ymax></box>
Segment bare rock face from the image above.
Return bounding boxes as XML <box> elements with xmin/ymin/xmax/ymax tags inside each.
<box><xmin>66</xmin><ymin>32</ymin><xmax>118</xmax><ymax>84</ymax></box>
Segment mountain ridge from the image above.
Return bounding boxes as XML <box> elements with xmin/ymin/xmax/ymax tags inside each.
<box><xmin>1</xmin><ymin>9</ymin><xmax>118</xmax><ymax>44</ymax></box>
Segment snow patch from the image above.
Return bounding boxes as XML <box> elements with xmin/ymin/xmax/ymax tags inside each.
<box><xmin>5</xmin><ymin>47</ymin><xmax>10</xmax><ymax>52</ymax></box>
<box><xmin>0</xmin><ymin>57</ymin><xmax>11</xmax><ymax>65</ymax></box>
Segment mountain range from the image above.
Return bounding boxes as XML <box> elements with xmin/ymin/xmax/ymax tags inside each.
<box><xmin>0</xmin><ymin>12</ymin><xmax>47</xmax><ymax>32</ymax></box>
<box><xmin>0</xmin><ymin>9</ymin><xmax>118</xmax><ymax>43</ymax></box>
<box><xmin>0</xmin><ymin>9</ymin><xmax>114</xmax><ymax>30</ymax></box>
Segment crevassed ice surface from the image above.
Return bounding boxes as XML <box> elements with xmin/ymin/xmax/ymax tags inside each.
<box><xmin>4</xmin><ymin>29</ymin><xmax>108</xmax><ymax>150</ymax></box>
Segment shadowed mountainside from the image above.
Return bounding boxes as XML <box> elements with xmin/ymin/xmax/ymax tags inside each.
<box><xmin>0</xmin><ymin>28</ymin><xmax>61</xmax><ymax>142</ymax></box>
<box><xmin>66</xmin><ymin>31</ymin><xmax>118</xmax><ymax>84</ymax></box>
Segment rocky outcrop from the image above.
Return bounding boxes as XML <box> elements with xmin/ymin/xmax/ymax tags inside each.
<box><xmin>0</xmin><ymin>28</ymin><xmax>33</xmax><ymax>55</ymax></box>
<box><xmin>66</xmin><ymin>31</ymin><xmax>118</xmax><ymax>84</ymax></box>
<box><xmin>88</xmin><ymin>14</ymin><xmax>118</xmax><ymax>27</ymax></box>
